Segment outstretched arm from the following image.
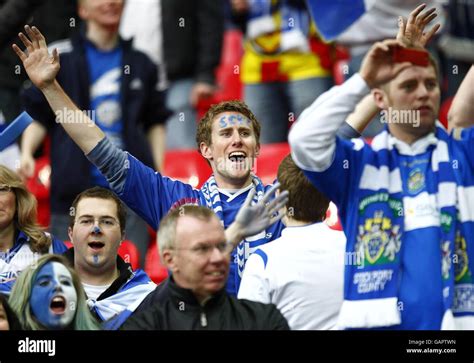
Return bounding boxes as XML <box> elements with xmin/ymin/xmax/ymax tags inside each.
<box><xmin>12</xmin><ymin>25</ymin><xmax>105</xmax><ymax>154</ymax></box>
<box><xmin>448</xmin><ymin>65</ymin><xmax>474</xmax><ymax>130</ymax></box>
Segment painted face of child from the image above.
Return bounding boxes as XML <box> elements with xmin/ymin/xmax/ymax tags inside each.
<box><xmin>30</xmin><ymin>262</ymin><xmax>78</xmax><ymax>329</ymax></box>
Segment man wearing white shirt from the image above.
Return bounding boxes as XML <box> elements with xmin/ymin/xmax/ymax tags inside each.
<box><xmin>238</xmin><ymin>155</ymin><xmax>346</xmax><ymax>330</ymax></box>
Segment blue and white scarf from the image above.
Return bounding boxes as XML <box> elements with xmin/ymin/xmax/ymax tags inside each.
<box><xmin>337</xmin><ymin>125</ymin><xmax>473</xmax><ymax>329</ymax></box>
<box><xmin>200</xmin><ymin>174</ymin><xmax>266</xmax><ymax>279</ymax></box>
<box><xmin>89</xmin><ymin>269</ymin><xmax>155</xmax><ymax>330</ymax></box>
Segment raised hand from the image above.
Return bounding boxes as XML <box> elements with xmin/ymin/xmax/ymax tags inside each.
<box><xmin>12</xmin><ymin>25</ymin><xmax>60</xmax><ymax>90</ymax></box>
<box><xmin>225</xmin><ymin>182</ymin><xmax>289</xmax><ymax>248</ymax></box>
<box><xmin>359</xmin><ymin>39</ymin><xmax>411</xmax><ymax>89</ymax></box>
<box><xmin>397</xmin><ymin>3</ymin><xmax>441</xmax><ymax>49</ymax></box>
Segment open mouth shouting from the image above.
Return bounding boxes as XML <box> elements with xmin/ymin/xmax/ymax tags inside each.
<box><xmin>227</xmin><ymin>151</ymin><xmax>251</xmax><ymax>171</ymax></box>
<box><xmin>50</xmin><ymin>295</ymin><xmax>67</xmax><ymax>315</ymax></box>
<box><xmin>88</xmin><ymin>241</ymin><xmax>105</xmax><ymax>252</ymax></box>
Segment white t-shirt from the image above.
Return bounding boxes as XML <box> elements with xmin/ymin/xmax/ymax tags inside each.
<box><xmin>82</xmin><ymin>282</ymin><xmax>111</xmax><ymax>301</ymax></box>
<box><xmin>119</xmin><ymin>0</ymin><xmax>167</xmax><ymax>90</ymax></box>
<box><xmin>238</xmin><ymin>222</ymin><xmax>346</xmax><ymax>330</ymax></box>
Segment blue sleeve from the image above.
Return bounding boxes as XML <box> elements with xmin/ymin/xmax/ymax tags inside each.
<box><xmin>302</xmin><ymin>136</ymin><xmax>367</xmax><ymax>211</ymax></box>
<box><xmin>119</xmin><ymin>154</ymin><xmax>201</xmax><ymax>230</ymax></box>
<box><xmin>458</xmin><ymin>126</ymin><xmax>474</xmax><ymax>167</ymax></box>
<box><xmin>87</xmin><ymin>137</ymin><xmax>129</xmax><ymax>193</ymax></box>
<box><xmin>88</xmin><ymin>138</ymin><xmax>200</xmax><ymax>230</ymax></box>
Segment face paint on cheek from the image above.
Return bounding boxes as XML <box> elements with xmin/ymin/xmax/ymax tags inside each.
<box><xmin>30</xmin><ymin>262</ymin><xmax>78</xmax><ymax>329</ymax></box>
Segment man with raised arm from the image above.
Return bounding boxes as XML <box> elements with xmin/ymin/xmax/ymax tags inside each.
<box><xmin>289</xmin><ymin>4</ymin><xmax>474</xmax><ymax>330</ymax></box>
<box><xmin>12</xmin><ymin>25</ymin><xmax>288</xmax><ymax>296</ymax></box>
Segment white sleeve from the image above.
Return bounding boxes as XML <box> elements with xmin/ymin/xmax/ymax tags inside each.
<box><xmin>288</xmin><ymin>73</ymin><xmax>370</xmax><ymax>172</ymax></box>
<box><xmin>237</xmin><ymin>253</ymin><xmax>271</xmax><ymax>304</ymax></box>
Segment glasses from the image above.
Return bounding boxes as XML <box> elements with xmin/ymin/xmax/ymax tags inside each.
<box><xmin>174</xmin><ymin>241</ymin><xmax>233</xmax><ymax>257</ymax></box>
<box><xmin>0</xmin><ymin>185</ymin><xmax>12</xmax><ymax>194</ymax></box>
<box><xmin>75</xmin><ymin>217</ymin><xmax>120</xmax><ymax>230</ymax></box>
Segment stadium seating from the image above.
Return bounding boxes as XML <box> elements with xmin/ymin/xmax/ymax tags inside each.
<box><xmin>163</xmin><ymin>149</ymin><xmax>212</xmax><ymax>188</ymax></box>
<box><xmin>254</xmin><ymin>142</ymin><xmax>290</xmax><ymax>185</ymax></box>
<box><xmin>144</xmin><ymin>241</ymin><xmax>169</xmax><ymax>284</ymax></box>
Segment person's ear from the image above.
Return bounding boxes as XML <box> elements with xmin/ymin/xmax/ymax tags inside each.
<box><xmin>162</xmin><ymin>249</ymin><xmax>178</xmax><ymax>272</ymax></box>
<box><xmin>255</xmin><ymin>143</ymin><xmax>260</xmax><ymax>157</ymax></box>
<box><xmin>372</xmin><ymin>88</ymin><xmax>389</xmax><ymax>109</ymax></box>
<box><xmin>200</xmin><ymin>142</ymin><xmax>213</xmax><ymax>161</ymax></box>
<box><xmin>78</xmin><ymin>4</ymin><xmax>88</xmax><ymax>20</ymax></box>
<box><xmin>68</xmin><ymin>226</ymin><xmax>74</xmax><ymax>244</ymax></box>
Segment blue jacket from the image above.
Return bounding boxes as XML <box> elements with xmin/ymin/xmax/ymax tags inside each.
<box><xmin>21</xmin><ymin>29</ymin><xmax>170</xmax><ymax>214</ymax></box>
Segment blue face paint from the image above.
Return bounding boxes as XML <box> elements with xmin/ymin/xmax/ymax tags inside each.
<box><xmin>217</xmin><ymin>115</ymin><xmax>251</xmax><ymax>129</ymax></box>
<box><xmin>92</xmin><ymin>226</ymin><xmax>101</xmax><ymax>234</ymax></box>
<box><xmin>228</xmin><ymin>115</ymin><xmax>237</xmax><ymax>125</ymax></box>
<box><xmin>219</xmin><ymin>116</ymin><xmax>227</xmax><ymax>128</ymax></box>
<box><xmin>93</xmin><ymin>255</ymin><xmax>99</xmax><ymax>264</ymax></box>
<box><xmin>30</xmin><ymin>262</ymin><xmax>78</xmax><ymax>329</ymax></box>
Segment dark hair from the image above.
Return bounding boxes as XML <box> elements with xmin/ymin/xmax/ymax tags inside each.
<box><xmin>277</xmin><ymin>155</ymin><xmax>330</xmax><ymax>223</ymax></box>
<box><xmin>0</xmin><ymin>293</ymin><xmax>22</xmax><ymax>330</ymax></box>
<box><xmin>69</xmin><ymin>187</ymin><xmax>126</xmax><ymax>233</ymax></box>
<box><xmin>196</xmin><ymin>100</ymin><xmax>261</xmax><ymax>151</ymax></box>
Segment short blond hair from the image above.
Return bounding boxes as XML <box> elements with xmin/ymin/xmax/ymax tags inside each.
<box><xmin>157</xmin><ymin>205</ymin><xmax>217</xmax><ymax>260</ymax></box>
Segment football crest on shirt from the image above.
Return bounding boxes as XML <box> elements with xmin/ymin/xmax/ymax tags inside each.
<box><xmin>454</xmin><ymin>230</ymin><xmax>471</xmax><ymax>283</ymax></box>
<box><xmin>355</xmin><ymin>209</ymin><xmax>402</xmax><ymax>265</ymax></box>
<box><xmin>407</xmin><ymin>168</ymin><xmax>425</xmax><ymax>194</ymax></box>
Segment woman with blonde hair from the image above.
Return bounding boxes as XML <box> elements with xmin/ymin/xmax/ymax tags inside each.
<box><xmin>9</xmin><ymin>254</ymin><xmax>100</xmax><ymax>330</ymax></box>
<box><xmin>0</xmin><ymin>165</ymin><xmax>67</xmax><ymax>293</ymax></box>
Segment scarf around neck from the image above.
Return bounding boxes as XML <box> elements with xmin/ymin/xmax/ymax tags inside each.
<box><xmin>337</xmin><ymin>125</ymin><xmax>464</xmax><ymax>329</ymax></box>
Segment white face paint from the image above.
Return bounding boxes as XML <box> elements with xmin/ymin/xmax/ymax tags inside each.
<box><xmin>30</xmin><ymin>262</ymin><xmax>78</xmax><ymax>329</ymax></box>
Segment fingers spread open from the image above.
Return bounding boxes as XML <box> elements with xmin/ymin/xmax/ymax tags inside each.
<box><xmin>242</xmin><ymin>187</ymin><xmax>256</xmax><ymax>208</ymax></box>
<box><xmin>422</xmin><ymin>24</ymin><xmax>440</xmax><ymax>45</ymax></box>
<box><xmin>52</xmin><ymin>47</ymin><xmax>59</xmax><ymax>63</ymax></box>
<box><xmin>267</xmin><ymin>191</ymin><xmax>289</xmax><ymax>216</ymax></box>
<box><xmin>422</xmin><ymin>12</ymin><xmax>437</xmax><ymax>27</ymax></box>
<box><xmin>396</xmin><ymin>16</ymin><xmax>406</xmax><ymax>40</ymax></box>
<box><xmin>261</xmin><ymin>182</ymin><xmax>280</xmax><ymax>204</ymax></box>
<box><xmin>32</xmin><ymin>26</ymin><xmax>47</xmax><ymax>48</ymax></box>
<box><xmin>420</xmin><ymin>7</ymin><xmax>436</xmax><ymax>23</ymax></box>
<box><xmin>11</xmin><ymin>43</ymin><xmax>27</xmax><ymax>61</ymax></box>
<box><xmin>18</xmin><ymin>32</ymin><xmax>33</xmax><ymax>52</ymax></box>
<box><xmin>409</xmin><ymin>3</ymin><xmax>426</xmax><ymax>24</ymax></box>
<box><xmin>24</xmin><ymin>25</ymin><xmax>39</xmax><ymax>49</ymax></box>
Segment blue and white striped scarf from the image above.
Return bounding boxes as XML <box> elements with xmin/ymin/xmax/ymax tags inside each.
<box><xmin>338</xmin><ymin>124</ymin><xmax>474</xmax><ymax>329</ymax></box>
<box><xmin>89</xmin><ymin>269</ymin><xmax>155</xmax><ymax>330</ymax></box>
<box><xmin>200</xmin><ymin>174</ymin><xmax>266</xmax><ymax>280</ymax></box>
